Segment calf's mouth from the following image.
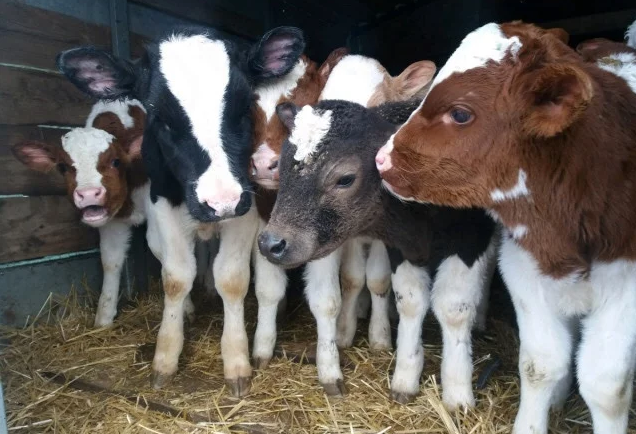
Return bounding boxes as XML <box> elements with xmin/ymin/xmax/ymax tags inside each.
<box><xmin>80</xmin><ymin>205</ymin><xmax>109</xmax><ymax>225</ymax></box>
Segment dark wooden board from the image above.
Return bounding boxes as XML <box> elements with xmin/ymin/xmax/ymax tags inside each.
<box><xmin>0</xmin><ymin>125</ymin><xmax>68</xmax><ymax>195</ymax></box>
<box><xmin>0</xmin><ymin>66</ymin><xmax>95</xmax><ymax>125</ymax></box>
<box><xmin>0</xmin><ymin>196</ymin><xmax>99</xmax><ymax>263</ymax></box>
<box><xmin>0</xmin><ymin>1</ymin><xmax>148</xmax><ymax>71</ymax></box>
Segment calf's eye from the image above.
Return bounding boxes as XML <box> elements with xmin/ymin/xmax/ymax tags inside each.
<box><xmin>112</xmin><ymin>158</ymin><xmax>120</xmax><ymax>168</ymax></box>
<box><xmin>336</xmin><ymin>174</ymin><xmax>356</xmax><ymax>188</ymax></box>
<box><xmin>450</xmin><ymin>108</ymin><xmax>473</xmax><ymax>124</ymax></box>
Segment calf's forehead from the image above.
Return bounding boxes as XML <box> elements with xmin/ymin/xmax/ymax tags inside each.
<box><xmin>62</xmin><ymin>128</ymin><xmax>114</xmax><ymax>166</ymax></box>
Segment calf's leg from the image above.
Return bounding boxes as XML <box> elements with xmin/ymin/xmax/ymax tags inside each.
<box><xmin>95</xmin><ymin>221</ymin><xmax>132</xmax><ymax>327</ymax></box>
<box><xmin>214</xmin><ymin>206</ymin><xmax>258</xmax><ymax>397</ymax></box>
<box><xmin>337</xmin><ymin>239</ymin><xmax>366</xmax><ymax>348</ymax></box>
<box><xmin>578</xmin><ymin>264</ymin><xmax>636</xmax><ymax>434</ymax></box>
<box><xmin>305</xmin><ymin>249</ymin><xmax>345</xmax><ymax>395</ymax></box>
<box><xmin>366</xmin><ymin>240</ymin><xmax>392</xmax><ymax>350</ymax></box>
<box><xmin>390</xmin><ymin>261</ymin><xmax>430</xmax><ymax>404</ymax></box>
<box><xmin>253</xmin><ymin>219</ymin><xmax>288</xmax><ymax>369</ymax></box>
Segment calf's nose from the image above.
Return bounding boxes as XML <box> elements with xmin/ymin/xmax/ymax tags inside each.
<box><xmin>258</xmin><ymin>231</ymin><xmax>288</xmax><ymax>261</ymax></box>
<box><xmin>251</xmin><ymin>146</ymin><xmax>280</xmax><ymax>181</ymax></box>
<box><xmin>375</xmin><ymin>146</ymin><xmax>393</xmax><ymax>174</ymax></box>
<box><xmin>73</xmin><ymin>187</ymin><xmax>106</xmax><ymax>207</ymax></box>
<box><xmin>205</xmin><ymin>197</ymin><xmax>240</xmax><ymax>219</ymax></box>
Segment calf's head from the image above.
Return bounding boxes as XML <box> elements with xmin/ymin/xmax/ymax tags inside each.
<box><xmin>57</xmin><ymin>27</ymin><xmax>304</xmax><ymax>221</ymax></box>
<box><xmin>250</xmin><ymin>48</ymin><xmax>349</xmax><ymax>190</ymax></box>
<box><xmin>376</xmin><ymin>22</ymin><xmax>591</xmax><ymax>207</ymax></box>
<box><xmin>258</xmin><ymin>101</ymin><xmax>395</xmax><ymax>268</ymax></box>
<box><xmin>12</xmin><ymin>100</ymin><xmax>146</xmax><ymax>227</ymax></box>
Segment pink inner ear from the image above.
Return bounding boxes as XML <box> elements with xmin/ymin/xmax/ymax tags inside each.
<box><xmin>127</xmin><ymin>136</ymin><xmax>143</xmax><ymax>158</ymax></box>
<box><xmin>262</xmin><ymin>36</ymin><xmax>295</xmax><ymax>73</ymax></box>
<box><xmin>14</xmin><ymin>144</ymin><xmax>57</xmax><ymax>172</ymax></box>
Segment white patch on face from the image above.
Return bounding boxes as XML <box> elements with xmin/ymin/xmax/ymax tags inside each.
<box><xmin>62</xmin><ymin>128</ymin><xmax>113</xmax><ymax>189</ymax></box>
<box><xmin>319</xmin><ymin>55</ymin><xmax>386</xmax><ymax>106</ymax></box>
<box><xmin>255</xmin><ymin>59</ymin><xmax>307</xmax><ymax>122</ymax></box>
<box><xmin>159</xmin><ymin>34</ymin><xmax>242</xmax><ymax>206</ymax></box>
<box><xmin>290</xmin><ymin>106</ymin><xmax>332</xmax><ymax>162</ymax></box>
<box><xmin>597</xmin><ymin>52</ymin><xmax>636</xmax><ymax>93</ymax></box>
<box><xmin>85</xmin><ymin>98</ymin><xmax>146</xmax><ymax>129</ymax></box>
<box><xmin>626</xmin><ymin>19</ymin><xmax>636</xmax><ymax>49</ymax></box>
<box><xmin>491</xmin><ymin>169</ymin><xmax>530</xmax><ymax>202</ymax></box>
<box><xmin>511</xmin><ymin>225</ymin><xmax>528</xmax><ymax>240</ymax></box>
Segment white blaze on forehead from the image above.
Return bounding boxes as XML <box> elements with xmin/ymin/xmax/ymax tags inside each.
<box><xmin>491</xmin><ymin>169</ymin><xmax>530</xmax><ymax>202</ymax></box>
<box><xmin>320</xmin><ymin>55</ymin><xmax>386</xmax><ymax>106</ymax></box>
<box><xmin>290</xmin><ymin>106</ymin><xmax>332</xmax><ymax>162</ymax></box>
<box><xmin>256</xmin><ymin>59</ymin><xmax>307</xmax><ymax>122</ymax></box>
<box><xmin>62</xmin><ymin>128</ymin><xmax>114</xmax><ymax>189</ymax></box>
<box><xmin>597</xmin><ymin>52</ymin><xmax>636</xmax><ymax>93</ymax></box>
<box><xmin>159</xmin><ymin>34</ymin><xmax>242</xmax><ymax>204</ymax></box>
<box><xmin>85</xmin><ymin>98</ymin><xmax>146</xmax><ymax>129</ymax></box>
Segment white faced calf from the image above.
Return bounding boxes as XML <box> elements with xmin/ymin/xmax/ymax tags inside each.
<box><xmin>13</xmin><ymin>99</ymin><xmax>150</xmax><ymax>328</ymax></box>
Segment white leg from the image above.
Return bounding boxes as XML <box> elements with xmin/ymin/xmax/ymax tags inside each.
<box><xmin>214</xmin><ymin>205</ymin><xmax>258</xmax><ymax>397</ymax></box>
<box><xmin>391</xmin><ymin>261</ymin><xmax>430</xmax><ymax>404</ymax></box>
<box><xmin>305</xmin><ymin>249</ymin><xmax>345</xmax><ymax>395</ymax></box>
<box><xmin>431</xmin><ymin>245</ymin><xmax>493</xmax><ymax>410</ymax></box>
<box><xmin>365</xmin><ymin>240</ymin><xmax>392</xmax><ymax>350</ymax></box>
<box><xmin>500</xmin><ymin>238</ymin><xmax>574</xmax><ymax>434</ymax></box>
<box><xmin>337</xmin><ymin>239</ymin><xmax>366</xmax><ymax>348</ymax></box>
<box><xmin>146</xmin><ymin>199</ymin><xmax>197</xmax><ymax>389</ymax></box>
<box><xmin>253</xmin><ymin>218</ymin><xmax>288</xmax><ymax>369</ymax></box>
<box><xmin>578</xmin><ymin>262</ymin><xmax>636</xmax><ymax>434</ymax></box>
<box><xmin>95</xmin><ymin>221</ymin><xmax>132</xmax><ymax>327</ymax></box>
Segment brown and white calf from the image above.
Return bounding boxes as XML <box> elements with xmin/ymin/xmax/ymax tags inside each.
<box><xmin>377</xmin><ymin>21</ymin><xmax>636</xmax><ymax>434</ymax></box>
<box><xmin>11</xmin><ymin>100</ymin><xmax>165</xmax><ymax>327</ymax></box>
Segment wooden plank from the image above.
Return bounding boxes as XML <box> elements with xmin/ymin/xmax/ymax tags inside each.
<box><xmin>0</xmin><ymin>1</ymin><xmax>149</xmax><ymax>71</ymax></box>
<box><xmin>0</xmin><ymin>66</ymin><xmax>94</xmax><ymax>125</ymax></box>
<box><xmin>0</xmin><ymin>196</ymin><xmax>99</xmax><ymax>264</ymax></box>
<box><xmin>0</xmin><ymin>125</ymin><xmax>68</xmax><ymax>196</ymax></box>
<box><xmin>130</xmin><ymin>0</ymin><xmax>263</xmax><ymax>40</ymax></box>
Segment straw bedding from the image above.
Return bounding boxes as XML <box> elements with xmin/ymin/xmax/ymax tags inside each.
<box><xmin>1</xmin><ymin>278</ymin><xmax>635</xmax><ymax>433</ymax></box>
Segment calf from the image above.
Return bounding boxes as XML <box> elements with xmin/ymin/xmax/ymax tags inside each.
<box><xmin>376</xmin><ymin>21</ymin><xmax>636</xmax><ymax>434</ymax></box>
<box><xmin>259</xmin><ymin>100</ymin><xmax>496</xmax><ymax>407</ymax></box>
<box><xmin>12</xmin><ymin>100</ymin><xmax>159</xmax><ymax>327</ymax></box>
<box><xmin>57</xmin><ymin>26</ymin><xmax>305</xmax><ymax>395</ymax></box>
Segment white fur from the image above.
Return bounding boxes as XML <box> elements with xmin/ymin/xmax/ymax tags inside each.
<box><xmin>625</xmin><ymin>19</ymin><xmax>636</xmax><ymax>49</ymax></box>
<box><xmin>499</xmin><ymin>236</ymin><xmax>636</xmax><ymax>434</ymax></box>
<box><xmin>85</xmin><ymin>98</ymin><xmax>146</xmax><ymax>129</ymax></box>
<box><xmin>62</xmin><ymin>128</ymin><xmax>112</xmax><ymax>190</ymax></box>
<box><xmin>431</xmin><ymin>23</ymin><xmax>522</xmax><ymax>91</ymax></box>
<box><xmin>365</xmin><ymin>239</ymin><xmax>393</xmax><ymax>350</ymax></box>
<box><xmin>252</xmin><ymin>218</ymin><xmax>288</xmax><ymax>364</ymax></box>
<box><xmin>290</xmin><ymin>106</ymin><xmax>332</xmax><ymax>162</ymax></box>
<box><xmin>304</xmin><ymin>249</ymin><xmax>344</xmax><ymax>386</ymax></box>
<box><xmin>256</xmin><ymin>59</ymin><xmax>307</xmax><ymax>122</ymax></box>
<box><xmin>597</xmin><ymin>52</ymin><xmax>636</xmax><ymax>94</ymax></box>
<box><xmin>390</xmin><ymin>261</ymin><xmax>431</xmax><ymax>397</ymax></box>
<box><xmin>159</xmin><ymin>34</ymin><xmax>242</xmax><ymax>211</ymax></box>
<box><xmin>319</xmin><ymin>55</ymin><xmax>386</xmax><ymax>106</ymax></box>
<box><xmin>337</xmin><ymin>238</ymin><xmax>367</xmax><ymax>348</ymax></box>
<box><xmin>490</xmin><ymin>169</ymin><xmax>530</xmax><ymax>202</ymax></box>
<box><xmin>511</xmin><ymin>225</ymin><xmax>528</xmax><ymax>240</ymax></box>
<box><xmin>431</xmin><ymin>239</ymin><xmax>497</xmax><ymax>409</ymax></box>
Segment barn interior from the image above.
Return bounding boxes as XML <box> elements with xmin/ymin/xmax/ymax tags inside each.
<box><xmin>1</xmin><ymin>0</ymin><xmax>636</xmax><ymax>432</ymax></box>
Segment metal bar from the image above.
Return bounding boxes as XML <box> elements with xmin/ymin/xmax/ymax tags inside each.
<box><xmin>0</xmin><ymin>383</ymin><xmax>7</xmax><ymax>434</ymax></box>
<box><xmin>109</xmin><ymin>0</ymin><xmax>130</xmax><ymax>60</ymax></box>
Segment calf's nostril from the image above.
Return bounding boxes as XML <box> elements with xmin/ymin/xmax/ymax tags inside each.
<box><xmin>269</xmin><ymin>238</ymin><xmax>286</xmax><ymax>256</ymax></box>
<box><xmin>268</xmin><ymin>159</ymin><xmax>279</xmax><ymax>171</ymax></box>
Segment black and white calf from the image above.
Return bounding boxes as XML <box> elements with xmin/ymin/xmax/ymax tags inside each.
<box><xmin>259</xmin><ymin>100</ymin><xmax>497</xmax><ymax>407</ymax></box>
<box><xmin>57</xmin><ymin>26</ymin><xmax>304</xmax><ymax>395</ymax></box>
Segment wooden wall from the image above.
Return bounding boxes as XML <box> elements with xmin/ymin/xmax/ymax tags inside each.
<box><xmin>0</xmin><ymin>0</ymin><xmax>150</xmax><ymax>264</ymax></box>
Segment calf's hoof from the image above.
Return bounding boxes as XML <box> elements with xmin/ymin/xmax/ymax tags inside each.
<box><xmin>226</xmin><ymin>376</ymin><xmax>252</xmax><ymax>397</ymax></box>
<box><xmin>253</xmin><ymin>357</ymin><xmax>271</xmax><ymax>370</ymax></box>
<box><xmin>369</xmin><ymin>341</ymin><xmax>392</xmax><ymax>352</ymax></box>
<box><xmin>320</xmin><ymin>379</ymin><xmax>347</xmax><ymax>396</ymax></box>
<box><xmin>391</xmin><ymin>390</ymin><xmax>417</xmax><ymax>404</ymax></box>
<box><xmin>151</xmin><ymin>370</ymin><xmax>175</xmax><ymax>390</ymax></box>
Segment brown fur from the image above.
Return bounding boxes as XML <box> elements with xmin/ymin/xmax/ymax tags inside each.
<box><xmin>577</xmin><ymin>38</ymin><xmax>636</xmax><ymax>62</ymax></box>
<box><xmin>383</xmin><ymin>21</ymin><xmax>636</xmax><ymax>278</ymax></box>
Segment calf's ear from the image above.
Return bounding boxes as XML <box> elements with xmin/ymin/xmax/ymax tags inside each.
<box><xmin>12</xmin><ymin>141</ymin><xmax>60</xmax><ymax>173</ymax></box>
<box><xmin>56</xmin><ymin>47</ymin><xmax>136</xmax><ymax>99</ymax></box>
<box><xmin>318</xmin><ymin>47</ymin><xmax>349</xmax><ymax>82</ymax></box>
<box><xmin>276</xmin><ymin>102</ymin><xmax>299</xmax><ymax>131</ymax></box>
<box><xmin>545</xmin><ymin>28</ymin><xmax>569</xmax><ymax>45</ymax></box>
<box><xmin>248</xmin><ymin>26</ymin><xmax>305</xmax><ymax>81</ymax></box>
<box><xmin>521</xmin><ymin>63</ymin><xmax>593</xmax><ymax>138</ymax></box>
<box><xmin>392</xmin><ymin>60</ymin><xmax>436</xmax><ymax>100</ymax></box>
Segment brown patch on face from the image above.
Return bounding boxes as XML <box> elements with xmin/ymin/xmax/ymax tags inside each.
<box><xmin>163</xmin><ymin>277</ymin><xmax>187</xmax><ymax>299</ymax></box>
<box><xmin>382</xmin><ymin>21</ymin><xmax>636</xmax><ymax>278</ymax></box>
<box><xmin>91</xmin><ymin>106</ymin><xmax>148</xmax><ymax>219</ymax></box>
